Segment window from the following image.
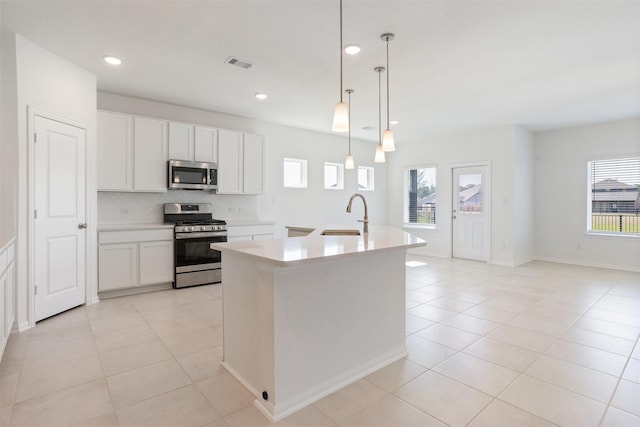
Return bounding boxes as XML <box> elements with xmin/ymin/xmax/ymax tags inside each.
<box><xmin>324</xmin><ymin>162</ymin><xmax>344</xmax><ymax>190</ymax></box>
<box><xmin>588</xmin><ymin>157</ymin><xmax>640</xmax><ymax>235</ymax></box>
<box><xmin>358</xmin><ymin>166</ymin><xmax>374</xmax><ymax>191</ymax></box>
<box><xmin>283</xmin><ymin>158</ymin><xmax>307</xmax><ymax>188</ymax></box>
<box><xmin>404</xmin><ymin>167</ymin><xmax>436</xmax><ymax>226</ymax></box>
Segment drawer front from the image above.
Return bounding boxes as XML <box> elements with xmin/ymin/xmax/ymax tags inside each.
<box><xmin>99</xmin><ymin>229</ymin><xmax>173</xmax><ymax>244</ymax></box>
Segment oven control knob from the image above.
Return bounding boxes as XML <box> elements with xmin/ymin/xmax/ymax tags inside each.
<box><xmin>201</xmin><ymin>226</ymin><xmax>207</xmax><ymax>231</ymax></box>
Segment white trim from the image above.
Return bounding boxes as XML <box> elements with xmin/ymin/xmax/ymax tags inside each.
<box><xmin>535</xmin><ymin>256</ymin><xmax>640</xmax><ymax>273</ymax></box>
<box><xmin>27</xmin><ymin>107</ymin><xmax>92</xmax><ymax>328</ymax></box>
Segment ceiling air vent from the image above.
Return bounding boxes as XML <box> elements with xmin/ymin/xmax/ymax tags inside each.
<box><xmin>362</xmin><ymin>126</ymin><xmax>376</xmax><ymax>131</ymax></box>
<box><xmin>225</xmin><ymin>56</ymin><xmax>252</xmax><ymax>69</ymax></box>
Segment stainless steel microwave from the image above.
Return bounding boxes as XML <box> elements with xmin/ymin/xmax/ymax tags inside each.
<box><xmin>168</xmin><ymin>160</ymin><xmax>218</xmax><ymax>191</ymax></box>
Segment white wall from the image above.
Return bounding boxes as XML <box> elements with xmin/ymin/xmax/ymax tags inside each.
<box><xmin>513</xmin><ymin>126</ymin><xmax>535</xmax><ymax>265</ymax></box>
<box><xmin>386</xmin><ymin>125</ymin><xmax>526</xmax><ymax>265</ymax></box>
<box><xmin>7</xmin><ymin>34</ymin><xmax>97</xmax><ymax>329</ymax></box>
<box><xmin>534</xmin><ymin>118</ymin><xmax>640</xmax><ymax>271</ymax></box>
<box><xmin>98</xmin><ymin>92</ymin><xmax>387</xmax><ymax>237</ymax></box>
<box><xmin>0</xmin><ymin>29</ymin><xmax>18</xmax><ymax>247</ymax></box>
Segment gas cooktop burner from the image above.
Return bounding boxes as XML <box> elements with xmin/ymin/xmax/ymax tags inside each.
<box><xmin>171</xmin><ymin>219</ymin><xmax>226</xmax><ymax>226</ymax></box>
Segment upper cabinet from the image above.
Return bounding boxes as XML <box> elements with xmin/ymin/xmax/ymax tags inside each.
<box><xmin>134</xmin><ymin>116</ymin><xmax>168</xmax><ymax>192</ymax></box>
<box><xmin>98</xmin><ymin>110</ymin><xmax>263</xmax><ymax>195</ymax></box>
<box><xmin>168</xmin><ymin>122</ymin><xmax>218</xmax><ymax>163</ymax></box>
<box><xmin>97</xmin><ymin>111</ymin><xmax>133</xmax><ymax>191</ymax></box>
<box><xmin>97</xmin><ymin>111</ymin><xmax>168</xmax><ymax>192</ymax></box>
<box><xmin>217</xmin><ymin>131</ymin><xmax>264</xmax><ymax>195</ymax></box>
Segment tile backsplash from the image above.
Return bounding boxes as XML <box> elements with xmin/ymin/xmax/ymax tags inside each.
<box><xmin>98</xmin><ymin>191</ymin><xmax>258</xmax><ymax>224</ymax></box>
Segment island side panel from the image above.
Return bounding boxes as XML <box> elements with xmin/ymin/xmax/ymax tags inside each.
<box><xmin>220</xmin><ymin>251</ymin><xmax>275</xmax><ymax>400</ymax></box>
<box><xmin>271</xmin><ymin>249</ymin><xmax>407</xmax><ymax>417</ymax></box>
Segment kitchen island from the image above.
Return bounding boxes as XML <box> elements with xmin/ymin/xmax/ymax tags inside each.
<box><xmin>211</xmin><ymin>226</ymin><xmax>425</xmax><ymax>421</ymax></box>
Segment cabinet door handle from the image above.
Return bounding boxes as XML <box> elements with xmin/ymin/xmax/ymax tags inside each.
<box><xmin>78</xmin><ymin>223</ymin><xmax>88</xmax><ymax>229</ymax></box>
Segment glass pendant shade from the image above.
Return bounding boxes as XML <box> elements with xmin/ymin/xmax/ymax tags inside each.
<box><xmin>332</xmin><ymin>102</ymin><xmax>349</xmax><ymax>132</ymax></box>
<box><xmin>345</xmin><ymin>153</ymin><xmax>354</xmax><ymax>169</ymax></box>
<box><xmin>374</xmin><ymin>144</ymin><xmax>385</xmax><ymax>163</ymax></box>
<box><xmin>382</xmin><ymin>129</ymin><xmax>395</xmax><ymax>151</ymax></box>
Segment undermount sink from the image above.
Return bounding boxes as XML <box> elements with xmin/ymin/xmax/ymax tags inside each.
<box><xmin>320</xmin><ymin>229</ymin><xmax>361</xmax><ymax>236</ymax></box>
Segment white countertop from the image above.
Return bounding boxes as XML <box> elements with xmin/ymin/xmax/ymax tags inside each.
<box><xmin>211</xmin><ymin>226</ymin><xmax>426</xmax><ymax>267</ymax></box>
<box><xmin>97</xmin><ymin>223</ymin><xmax>175</xmax><ymax>231</ymax></box>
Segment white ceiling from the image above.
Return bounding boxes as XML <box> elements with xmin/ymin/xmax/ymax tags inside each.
<box><xmin>2</xmin><ymin>0</ymin><xmax>639</xmax><ymax>143</ymax></box>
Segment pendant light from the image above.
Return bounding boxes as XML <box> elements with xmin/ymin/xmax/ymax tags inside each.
<box><xmin>345</xmin><ymin>89</ymin><xmax>354</xmax><ymax>169</ymax></box>
<box><xmin>381</xmin><ymin>33</ymin><xmax>395</xmax><ymax>151</ymax></box>
<box><xmin>332</xmin><ymin>0</ymin><xmax>349</xmax><ymax>132</ymax></box>
<box><xmin>374</xmin><ymin>66</ymin><xmax>386</xmax><ymax>163</ymax></box>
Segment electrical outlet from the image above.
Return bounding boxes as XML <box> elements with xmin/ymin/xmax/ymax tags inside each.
<box><xmin>120</xmin><ymin>208</ymin><xmax>128</xmax><ymax>215</ymax></box>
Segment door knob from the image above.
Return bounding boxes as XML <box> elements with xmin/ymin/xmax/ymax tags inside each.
<box><xmin>78</xmin><ymin>223</ymin><xmax>87</xmax><ymax>229</ymax></box>
<box><xmin>452</xmin><ymin>216</ymin><xmax>457</xmax><ymax>219</ymax></box>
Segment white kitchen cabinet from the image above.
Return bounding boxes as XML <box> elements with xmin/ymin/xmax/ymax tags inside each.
<box><xmin>97</xmin><ymin>111</ymin><xmax>133</xmax><ymax>191</ymax></box>
<box><xmin>97</xmin><ymin>111</ymin><xmax>168</xmax><ymax>192</ymax></box>
<box><xmin>168</xmin><ymin>121</ymin><xmax>194</xmax><ymax>161</ymax></box>
<box><xmin>217</xmin><ymin>130</ymin><xmax>264</xmax><ymax>194</ymax></box>
<box><xmin>227</xmin><ymin>223</ymin><xmax>274</xmax><ymax>242</ymax></box>
<box><xmin>134</xmin><ymin>116</ymin><xmax>168</xmax><ymax>192</ymax></box>
<box><xmin>98</xmin><ymin>228</ymin><xmax>173</xmax><ymax>292</ymax></box>
<box><xmin>98</xmin><ymin>243</ymin><xmax>138</xmax><ymax>291</ymax></box>
<box><xmin>169</xmin><ymin>122</ymin><xmax>218</xmax><ymax>164</ymax></box>
<box><xmin>194</xmin><ymin>125</ymin><xmax>218</xmax><ymax>163</ymax></box>
<box><xmin>139</xmin><ymin>241</ymin><xmax>174</xmax><ymax>285</ymax></box>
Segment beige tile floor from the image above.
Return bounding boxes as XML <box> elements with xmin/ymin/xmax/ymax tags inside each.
<box><xmin>1</xmin><ymin>256</ymin><xmax>639</xmax><ymax>426</ymax></box>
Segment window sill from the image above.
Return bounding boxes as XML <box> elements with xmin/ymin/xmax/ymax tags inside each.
<box><xmin>403</xmin><ymin>224</ymin><xmax>436</xmax><ymax>230</ymax></box>
<box><xmin>585</xmin><ymin>231</ymin><xmax>640</xmax><ymax>239</ymax></box>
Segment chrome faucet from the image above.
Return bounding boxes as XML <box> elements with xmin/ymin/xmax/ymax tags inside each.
<box><xmin>346</xmin><ymin>193</ymin><xmax>369</xmax><ymax>235</ymax></box>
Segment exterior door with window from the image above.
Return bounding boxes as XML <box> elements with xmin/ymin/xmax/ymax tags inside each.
<box><xmin>452</xmin><ymin>166</ymin><xmax>489</xmax><ymax>261</ymax></box>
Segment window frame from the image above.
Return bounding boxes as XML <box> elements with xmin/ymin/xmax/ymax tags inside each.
<box><xmin>586</xmin><ymin>156</ymin><xmax>640</xmax><ymax>237</ymax></box>
<box><xmin>357</xmin><ymin>166</ymin><xmax>375</xmax><ymax>192</ymax></box>
<box><xmin>324</xmin><ymin>162</ymin><xmax>344</xmax><ymax>190</ymax></box>
<box><xmin>283</xmin><ymin>157</ymin><xmax>308</xmax><ymax>189</ymax></box>
<box><xmin>403</xmin><ymin>165</ymin><xmax>437</xmax><ymax>229</ymax></box>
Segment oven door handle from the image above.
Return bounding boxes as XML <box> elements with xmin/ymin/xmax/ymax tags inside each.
<box><xmin>175</xmin><ymin>231</ymin><xmax>228</xmax><ymax>239</ymax></box>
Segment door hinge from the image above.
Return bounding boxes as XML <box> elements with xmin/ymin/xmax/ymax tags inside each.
<box><xmin>34</xmin><ymin>209</ymin><xmax>38</xmax><ymax>219</ymax></box>
<box><xmin>34</xmin><ymin>133</ymin><xmax>37</xmax><ymax>143</ymax></box>
<box><xmin>35</xmin><ymin>285</ymin><xmax>38</xmax><ymax>295</ymax></box>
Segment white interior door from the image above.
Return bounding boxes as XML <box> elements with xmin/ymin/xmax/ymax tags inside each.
<box><xmin>34</xmin><ymin>115</ymin><xmax>86</xmax><ymax>322</ymax></box>
<box><xmin>452</xmin><ymin>165</ymin><xmax>489</xmax><ymax>261</ymax></box>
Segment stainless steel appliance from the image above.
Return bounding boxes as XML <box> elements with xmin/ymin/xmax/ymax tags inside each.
<box><xmin>168</xmin><ymin>159</ymin><xmax>218</xmax><ymax>191</ymax></box>
<box><xmin>164</xmin><ymin>203</ymin><xmax>227</xmax><ymax>288</ymax></box>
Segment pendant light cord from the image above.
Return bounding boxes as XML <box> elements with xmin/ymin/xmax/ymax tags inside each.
<box><xmin>339</xmin><ymin>0</ymin><xmax>343</xmax><ymax>103</ymax></box>
<box><xmin>348</xmin><ymin>90</ymin><xmax>351</xmax><ymax>153</ymax></box>
<box><xmin>378</xmin><ymin>69</ymin><xmax>382</xmax><ymax>145</ymax></box>
<box><xmin>386</xmin><ymin>38</ymin><xmax>390</xmax><ymax>129</ymax></box>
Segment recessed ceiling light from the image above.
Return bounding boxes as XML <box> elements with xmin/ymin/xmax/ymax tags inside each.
<box><xmin>103</xmin><ymin>55</ymin><xmax>122</xmax><ymax>66</ymax></box>
<box><xmin>390</xmin><ymin>120</ymin><xmax>399</xmax><ymax>125</ymax></box>
<box><xmin>255</xmin><ymin>93</ymin><xmax>268</xmax><ymax>100</ymax></box>
<box><xmin>344</xmin><ymin>44</ymin><xmax>361</xmax><ymax>55</ymax></box>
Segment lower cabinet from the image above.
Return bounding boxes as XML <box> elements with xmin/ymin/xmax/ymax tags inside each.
<box><xmin>227</xmin><ymin>223</ymin><xmax>275</xmax><ymax>242</ymax></box>
<box><xmin>98</xmin><ymin>228</ymin><xmax>174</xmax><ymax>292</ymax></box>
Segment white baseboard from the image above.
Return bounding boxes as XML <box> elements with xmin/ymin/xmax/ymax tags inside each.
<box><xmin>223</xmin><ymin>347</ymin><xmax>408</xmax><ymax>422</ymax></box>
<box><xmin>18</xmin><ymin>320</ymin><xmax>31</xmax><ymax>332</ymax></box>
<box><xmin>534</xmin><ymin>256</ymin><xmax>640</xmax><ymax>273</ymax></box>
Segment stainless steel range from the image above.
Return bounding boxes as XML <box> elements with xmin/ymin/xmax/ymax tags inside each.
<box><xmin>164</xmin><ymin>203</ymin><xmax>227</xmax><ymax>288</ymax></box>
